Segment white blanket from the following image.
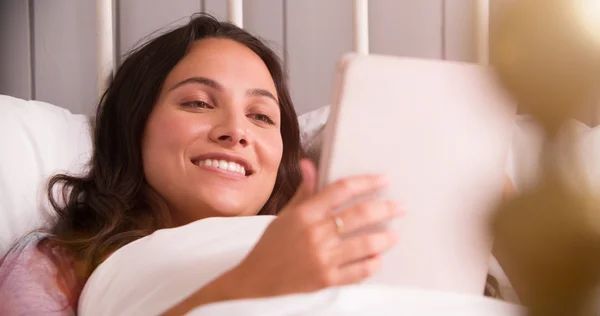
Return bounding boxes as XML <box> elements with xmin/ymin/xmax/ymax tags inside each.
<box><xmin>78</xmin><ymin>216</ymin><xmax>274</xmax><ymax>315</ymax></box>
<box><xmin>185</xmin><ymin>285</ymin><xmax>525</xmax><ymax>316</ymax></box>
<box><xmin>78</xmin><ymin>216</ymin><xmax>524</xmax><ymax>316</ymax></box>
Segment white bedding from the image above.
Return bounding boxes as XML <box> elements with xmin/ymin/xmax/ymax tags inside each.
<box><xmin>185</xmin><ymin>285</ymin><xmax>525</xmax><ymax>316</ymax></box>
<box><xmin>78</xmin><ymin>216</ymin><xmax>275</xmax><ymax>315</ymax></box>
<box><xmin>78</xmin><ymin>215</ymin><xmax>525</xmax><ymax>316</ymax></box>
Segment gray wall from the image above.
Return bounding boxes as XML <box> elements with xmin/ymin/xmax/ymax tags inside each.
<box><xmin>0</xmin><ymin>0</ymin><xmax>33</xmax><ymax>101</ymax></box>
<box><xmin>1</xmin><ymin>0</ymin><xmax>482</xmax><ymax>116</ymax></box>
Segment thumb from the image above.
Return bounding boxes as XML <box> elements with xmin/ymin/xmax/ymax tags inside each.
<box><xmin>287</xmin><ymin>158</ymin><xmax>318</xmax><ymax>208</ymax></box>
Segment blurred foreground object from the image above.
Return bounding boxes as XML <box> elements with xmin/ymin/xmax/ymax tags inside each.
<box><xmin>490</xmin><ymin>0</ymin><xmax>600</xmax><ymax>315</ymax></box>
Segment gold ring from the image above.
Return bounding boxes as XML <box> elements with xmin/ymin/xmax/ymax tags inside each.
<box><xmin>334</xmin><ymin>215</ymin><xmax>344</xmax><ymax>235</ymax></box>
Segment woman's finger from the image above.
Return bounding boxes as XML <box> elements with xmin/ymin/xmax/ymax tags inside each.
<box><xmin>335</xmin><ymin>254</ymin><xmax>383</xmax><ymax>286</ymax></box>
<box><xmin>285</xmin><ymin>159</ymin><xmax>318</xmax><ymax>209</ymax></box>
<box><xmin>331</xmin><ymin>230</ymin><xmax>398</xmax><ymax>266</ymax></box>
<box><xmin>303</xmin><ymin>174</ymin><xmax>389</xmax><ymax>221</ymax></box>
<box><xmin>333</xmin><ymin>200</ymin><xmax>402</xmax><ymax>236</ymax></box>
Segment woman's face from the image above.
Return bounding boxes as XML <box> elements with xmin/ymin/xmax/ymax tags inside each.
<box><xmin>142</xmin><ymin>38</ymin><xmax>283</xmax><ymax>225</ymax></box>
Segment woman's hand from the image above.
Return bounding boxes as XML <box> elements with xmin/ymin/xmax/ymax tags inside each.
<box><xmin>229</xmin><ymin>158</ymin><xmax>402</xmax><ymax>299</ymax></box>
<box><xmin>162</xmin><ymin>159</ymin><xmax>402</xmax><ymax>316</ymax></box>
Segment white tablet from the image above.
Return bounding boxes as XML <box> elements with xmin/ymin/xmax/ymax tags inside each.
<box><xmin>318</xmin><ymin>54</ymin><xmax>517</xmax><ymax>295</ymax></box>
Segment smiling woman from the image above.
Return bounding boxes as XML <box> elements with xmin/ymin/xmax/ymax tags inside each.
<box><xmin>0</xmin><ymin>13</ymin><xmax>403</xmax><ymax>315</ymax></box>
<box><xmin>142</xmin><ymin>38</ymin><xmax>286</xmax><ymax>223</ymax></box>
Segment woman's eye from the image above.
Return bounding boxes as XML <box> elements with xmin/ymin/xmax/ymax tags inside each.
<box><xmin>249</xmin><ymin>113</ymin><xmax>275</xmax><ymax>125</ymax></box>
<box><xmin>181</xmin><ymin>101</ymin><xmax>213</xmax><ymax>109</ymax></box>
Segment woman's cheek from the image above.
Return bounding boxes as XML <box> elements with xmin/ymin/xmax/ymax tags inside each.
<box><xmin>255</xmin><ymin>129</ymin><xmax>284</xmax><ymax>167</ymax></box>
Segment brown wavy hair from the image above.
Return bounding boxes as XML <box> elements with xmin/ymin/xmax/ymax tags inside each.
<box><xmin>43</xmin><ymin>13</ymin><xmax>303</xmax><ymax>283</ymax></box>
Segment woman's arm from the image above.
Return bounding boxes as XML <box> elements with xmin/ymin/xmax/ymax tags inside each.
<box><xmin>161</xmin><ymin>267</ymin><xmax>245</xmax><ymax>316</ymax></box>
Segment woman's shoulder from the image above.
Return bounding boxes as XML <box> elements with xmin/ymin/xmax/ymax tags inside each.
<box><xmin>1</xmin><ymin>234</ymin><xmax>50</xmax><ymax>280</ymax></box>
<box><xmin>0</xmin><ymin>234</ymin><xmax>76</xmax><ymax>315</ymax></box>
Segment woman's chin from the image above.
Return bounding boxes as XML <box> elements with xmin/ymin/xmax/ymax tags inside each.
<box><xmin>193</xmin><ymin>188</ymin><xmax>261</xmax><ymax>217</ymax></box>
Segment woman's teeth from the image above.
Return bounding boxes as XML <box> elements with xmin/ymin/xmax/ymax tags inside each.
<box><xmin>195</xmin><ymin>159</ymin><xmax>246</xmax><ymax>176</ymax></box>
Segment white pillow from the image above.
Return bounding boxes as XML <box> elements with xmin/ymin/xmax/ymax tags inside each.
<box><xmin>505</xmin><ymin>115</ymin><xmax>593</xmax><ymax>192</ymax></box>
<box><xmin>298</xmin><ymin>105</ymin><xmax>330</xmax><ymax>166</ymax></box>
<box><xmin>0</xmin><ymin>95</ymin><xmax>92</xmax><ymax>257</ymax></box>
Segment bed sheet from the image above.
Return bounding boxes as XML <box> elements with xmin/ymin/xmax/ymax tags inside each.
<box><xmin>187</xmin><ymin>284</ymin><xmax>526</xmax><ymax>316</ymax></box>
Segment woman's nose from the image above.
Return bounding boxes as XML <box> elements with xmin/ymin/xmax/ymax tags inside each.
<box><xmin>209</xmin><ymin>114</ymin><xmax>249</xmax><ymax>147</ymax></box>
<box><xmin>216</xmin><ymin>133</ymin><xmax>248</xmax><ymax>146</ymax></box>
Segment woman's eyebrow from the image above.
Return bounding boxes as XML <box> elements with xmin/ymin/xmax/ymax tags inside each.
<box><xmin>246</xmin><ymin>88</ymin><xmax>278</xmax><ymax>103</ymax></box>
<box><xmin>169</xmin><ymin>77</ymin><xmax>222</xmax><ymax>91</ymax></box>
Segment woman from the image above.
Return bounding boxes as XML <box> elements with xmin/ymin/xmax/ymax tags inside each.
<box><xmin>0</xmin><ymin>14</ymin><xmax>403</xmax><ymax>315</ymax></box>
